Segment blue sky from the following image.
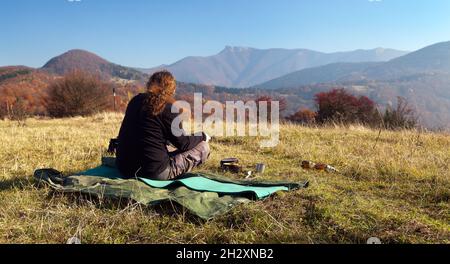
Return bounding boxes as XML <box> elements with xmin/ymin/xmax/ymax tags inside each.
<box><xmin>1</xmin><ymin>0</ymin><xmax>449</xmax><ymax>68</ymax></box>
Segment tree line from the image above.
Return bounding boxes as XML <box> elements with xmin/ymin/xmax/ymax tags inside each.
<box><xmin>0</xmin><ymin>70</ymin><xmax>418</xmax><ymax>129</ymax></box>
<box><xmin>286</xmin><ymin>88</ymin><xmax>418</xmax><ymax>129</ymax></box>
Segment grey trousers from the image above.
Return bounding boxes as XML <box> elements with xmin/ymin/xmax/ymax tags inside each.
<box><xmin>155</xmin><ymin>141</ymin><xmax>210</xmax><ymax>180</ymax></box>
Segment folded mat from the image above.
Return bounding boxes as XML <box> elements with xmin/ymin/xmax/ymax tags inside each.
<box><xmin>34</xmin><ymin>164</ymin><xmax>308</xmax><ymax>220</ymax></box>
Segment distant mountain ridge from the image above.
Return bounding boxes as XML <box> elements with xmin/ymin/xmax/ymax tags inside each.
<box><xmin>36</xmin><ymin>47</ymin><xmax>408</xmax><ymax>87</ymax></box>
<box><xmin>361</xmin><ymin>41</ymin><xmax>450</xmax><ymax>80</ymax></box>
<box><xmin>256</xmin><ymin>41</ymin><xmax>450</xmax><ymax>88</ymax></box>
<box><xmin>255</xmin><ymin>62</ymin><xmax>382</xmax><ymax>89</ymax></box>
<box><xmin>138</xmin><ymin>46</ymin><xmax>408</xmax><ymax>87</ymax></box>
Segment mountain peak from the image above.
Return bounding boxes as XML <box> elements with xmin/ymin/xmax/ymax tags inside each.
<box><xmin>221</xmin><ymin>46</ymin><xmax>254</xmax><ymax>53</ymax></box>
<box><xmin>54</xmin><ymin>49</ymin><xmax>108</xmax><ymax>63</ymax></box>
<box><xmin>41</xmin><ymin>49</ymin><xmax>143</xmax><ymax>80</ymax></box>
<box><xmin>65</xmin><ymin>49</ymin><xmax>96</xmax><ymax>54</ymax></box>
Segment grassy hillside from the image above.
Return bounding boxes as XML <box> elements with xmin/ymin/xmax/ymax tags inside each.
<box><xmin>0</xmin><ymin>113</ymin><xmax>448</xmax><ymax>243</ymax></box>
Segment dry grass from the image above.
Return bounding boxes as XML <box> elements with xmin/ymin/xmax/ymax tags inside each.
<box><xmin>0</xmin><ymin>113</ymin><xmax>449</xmax><ymax>244</ymax></box>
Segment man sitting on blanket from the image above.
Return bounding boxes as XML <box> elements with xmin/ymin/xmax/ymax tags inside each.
<box><xmin>116</xmin><ymin>71</ymin><xmax>211</xmax><ymax>180</ymax></box>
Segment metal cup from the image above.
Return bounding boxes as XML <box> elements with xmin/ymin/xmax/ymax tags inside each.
<box><xmin>255</xmin><ymin>163</ymin><xmax>266</xmax><ymax>174</ymax></box>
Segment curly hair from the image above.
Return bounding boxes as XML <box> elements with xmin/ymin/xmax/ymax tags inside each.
<box><xmin>145</xmin><ymin>71</ymin><xmax>176</xmax><ymax>115</ymax></box>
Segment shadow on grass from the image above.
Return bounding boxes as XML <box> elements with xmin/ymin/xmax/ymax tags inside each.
<box><xmin>0</xmin><ymin>176</ymin><xmax>33</xmax><ymax>192</ymax></box>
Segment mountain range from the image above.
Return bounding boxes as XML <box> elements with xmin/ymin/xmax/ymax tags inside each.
<box><xmin>138</xmin><ymin>46</ymin><xmax>408</xmax><ymax>87</ymax></box>
<box><xmin>257</xmin><ymin>41</ymin><xmax>450</xmax><ymax>89</ymax></box>
<box><xmin>1</xmin><ymin>41</ymin><xmax>450</xmax><ymax>129</ymax></box>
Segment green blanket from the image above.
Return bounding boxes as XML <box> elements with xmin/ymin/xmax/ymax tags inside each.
<box><xmin>34</xmin><ymin>165</ymin><xmax>308</xmax><ymax>220</ymax></box>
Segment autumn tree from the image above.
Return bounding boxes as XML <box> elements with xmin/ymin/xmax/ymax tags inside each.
<box><xmin>46</xmin><ymin>70</ymin><xmax>112</xmax><ymax>117</ymax></box>
<box><xmin>315</xmin><ymin>88</ymin><xmax>378</xmax><ymax>125</ymax></box>
<box><xmin>287</xmin><ymin>108</ymin><xmax>317</xmax><ymax>124</ymax></box>
<box><xmin>0</xmin><ymin>69</ymin><xmax>52</xmax><ymax>118</ymax></box>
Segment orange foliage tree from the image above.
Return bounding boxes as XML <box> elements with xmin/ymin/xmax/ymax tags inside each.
<box><xmin>287</xmin><ymin>108</ymin><xmax>317</xmax><ymax>124</ymax></box>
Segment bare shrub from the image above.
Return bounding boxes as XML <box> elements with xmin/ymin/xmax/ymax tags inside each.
<box><xmin>0</xmin><ymin>96</ymin><xmax>29</xmax><ymax>125</ymax></box>
<box><xmin>11</xmin><ymin>97</ymin><xmax>28</xmax><ymax>125</ymax></box>
<box><xmin>383</xmin><ymin>97</ymin><xmax>418</xmax><ymax>130</ymax></box>
<box><xmin>46</xmin><ymin>70</ymin><xmax>112</xmax><ymax>117</ymax></box>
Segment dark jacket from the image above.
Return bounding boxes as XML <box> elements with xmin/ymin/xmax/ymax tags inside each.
<box><xmin>116</xmin><ymin>93</ymin><xmax>204</xmax><ymax>178</ymax></box>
